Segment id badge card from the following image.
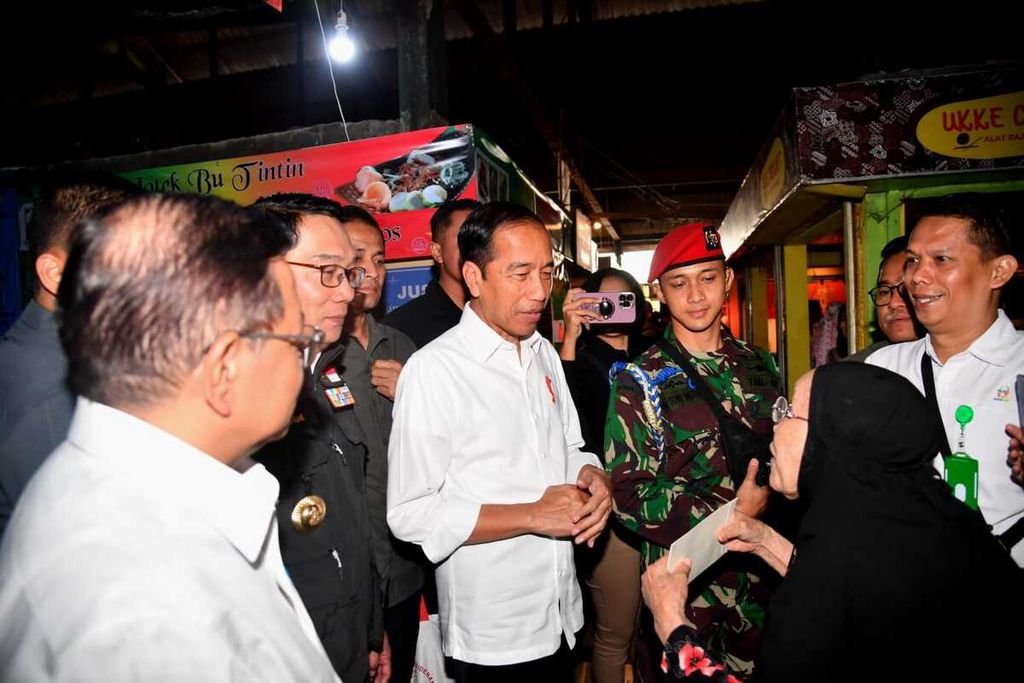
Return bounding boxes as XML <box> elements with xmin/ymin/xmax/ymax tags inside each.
<box><xmin>943</xmin><ymin>452</ymin><xmax>979</xmax><ymax>511</ymax></box>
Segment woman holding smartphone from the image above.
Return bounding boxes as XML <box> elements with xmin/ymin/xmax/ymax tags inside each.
<box><xmin>561</xmin><ymin>268</ymin><xmax>652</xmax><ymax>683</ymax></box>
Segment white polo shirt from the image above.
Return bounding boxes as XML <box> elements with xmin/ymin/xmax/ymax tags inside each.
<box><xmin>868</xmin><ymin>311</ymin><xmax>1024</xmax><ymax>566</ymax></box>
<box><xmin>387</xmin><ymin>302</ymin><xmax>601</xmax><ymax>665</ymax></box>
<box><xmin>0</xmin><ymin>399</ymin><xmax>339</xmax><ymax>682</ymax></box>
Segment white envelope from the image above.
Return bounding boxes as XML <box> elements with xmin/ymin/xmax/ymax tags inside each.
<box><xmin>667</xmin><ymin>498</ymin><xmax>736</xmax><ymax>582</ymax></box>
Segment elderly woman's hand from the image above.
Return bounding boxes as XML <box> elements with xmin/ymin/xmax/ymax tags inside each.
<box><xmin>718</xmin><ymin>509</ymin><xmax>795</xmax><ymax>577</ymax></box>
<box><xmin>641</xmin><ymin>556</ymin><xmax>694</xmax><ymax>644</ymax></box>
<box><xmin>717</xmin><ymin>509</ymin><xmax>768</xmax><ymax>554</ymax></box>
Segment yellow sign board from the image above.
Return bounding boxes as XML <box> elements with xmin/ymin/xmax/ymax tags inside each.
<box><xmin>916</xmin><ymin>91</ymin><xmax>1024</xmax><ymax>160</ymax></box>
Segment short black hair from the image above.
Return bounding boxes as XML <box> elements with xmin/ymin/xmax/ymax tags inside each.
<box><xmin>431</xmin><ymin>198</ymin><xmax>481</xmax><ymax>242</ymax></box>
<box><xmin>252</xmin><ymin>193</ymin><xmax>352</xmax><ymax>246</ymax></box>
<box><xmin>335</xmin><ymin>204</ymin><xmax>379</xmax><ymax>230</ymax></box>
<box><xmin>911</xmin><ymin>194</ymin><xmax>1012</xmax><ymax>261</ymax></box>
<box><xmin>58</xmin><ymin>194</ymin><xmax>292</xmax><ymax>408</ymax></box>
<box><xmin>26</xmin><ymin>170</ymin><xmax>140</xmax><ymax>261</ymax></box>
<box><xmin>880</xmin><ymin>235</ymin><xmax>908</xmax><ymax>261</ymax></box>
<box><xmin>580</xmin><ymin>267</ymin><xmax>648</xmax><ymax>336</ymax></box>
<box><xmin>334</xmin><ymin>204</ymin><xmax>384</xmax><ymax>248</ymax></box>
<box><xmin>458</xmin><ymin>201</ymin><xmax>544</xmax><ymax>273</ymax></box>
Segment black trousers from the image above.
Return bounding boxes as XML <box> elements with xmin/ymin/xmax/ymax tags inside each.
<box><xmin>444</xmin><ymin>638</ymin><xmax>573</xmax><ymax>683</ymax></box>
<box><xmin>384</xmin><ymin>589</ymin><xmax>422</xmax><ymax>683</ymax></box>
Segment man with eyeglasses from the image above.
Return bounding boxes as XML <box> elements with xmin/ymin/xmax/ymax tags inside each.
<box><xmin>0</xmin><ymin>194</ymin><xmax>341</xmax><ymax>680</ymax></box>
<box><xmin>846</xmin><ymin>236</ymin><xmax>921</xmax><ymax>362</ymax></box>
<box><xmin>332</xmin><ymin>206</ymin><xmax>424</xmax><ymax>683</ymax></box>
<box><xmin>252</xmin><ymin>193</ymin><xmax>388</xmax><ymax>682</ymax></box>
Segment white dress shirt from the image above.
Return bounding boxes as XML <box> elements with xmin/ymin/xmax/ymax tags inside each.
<box><xmin>868</xmin><ymin>311</ymin><xmax>1024</xmax><ymax>566</ymax></box>
<box><xmin>387</xmin><ymin>302</ymin><xmax>601</xmax><ymax>666</ymax></box>
<box><xmin>0</xmin><ymin>399</ymin><xmax>340</xmax><ymax>682</ymax></box>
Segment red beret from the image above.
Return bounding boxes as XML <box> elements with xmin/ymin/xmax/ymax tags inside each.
<box><xmin>648</xmin><ymin>223</ymin><xmax>724</xmax><ymax>282</ymax></box>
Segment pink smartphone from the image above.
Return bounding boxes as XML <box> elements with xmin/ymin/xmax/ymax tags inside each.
<box><xmin>573</xmin><ymin>291</ymin><xmax>637</xmax><ymax>324</ymax></box>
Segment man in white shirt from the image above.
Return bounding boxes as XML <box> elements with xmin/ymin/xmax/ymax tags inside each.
<box><xmin>387</xmin><ymin>201</ymin><xmax>612</xmax><ymax>682</ymax></box>
<box><xmin>867</xmin><ymin>194</ymin><xmax>1024</xmax><ymax>565</ymax></box>
<box><xmin>0</xmin><ymin>194</ymin><xmax>339</xmax><ymax>681</ymax></box>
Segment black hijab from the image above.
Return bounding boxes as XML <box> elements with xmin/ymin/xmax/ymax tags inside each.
<box><xmin>797</xmin><ymin>362</ymin><xmax>977</xmax><ymax>527</ymax></box>
<box><xmin>755</xmin><ymin>363</ymin><xmax>1020</xmax><ymax>682</ymax></box>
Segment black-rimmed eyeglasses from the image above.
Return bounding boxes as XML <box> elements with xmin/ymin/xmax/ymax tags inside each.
<box><xmin>772</xmin><ymin>396</ymin><xmax>808</xmax><ymax>424</ymax></box>
<box><xmin>287</xmin><ymin>261</ymin><xmax>366</xmax><ymax>289</ymax></box>
<box><xmin>867</xmin><ymin>281</ymin><xmax>905</xmax><ymax>306</ymax></box>
<box><xmin>242</xmin><ymin>324</ymin><xmax>325</xmax><ymax>367</ymax></box>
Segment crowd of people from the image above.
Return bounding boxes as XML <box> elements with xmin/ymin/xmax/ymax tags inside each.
<box><xmin>0</xmin><ymin>177</ymin><xmax>1021</xmax><ymax>683</ymax></box>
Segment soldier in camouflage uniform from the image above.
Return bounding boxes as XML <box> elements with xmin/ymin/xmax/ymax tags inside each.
<box><xmin>605</xmin><ymin>223</ymin><xmax>781</xmax><ymax>676</ymax></box>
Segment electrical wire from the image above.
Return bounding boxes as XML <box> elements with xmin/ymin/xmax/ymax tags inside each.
<box><xmin>313</xmin><ymin>0</ymin><xmax>350</xmax><ymax>141</ymax></box>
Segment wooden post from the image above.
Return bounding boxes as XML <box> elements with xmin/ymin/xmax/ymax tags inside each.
<box><xmin>397</xmin><ymin>0</ymin><xmax>431</xmax><ymax>131</ymax></box>
<box><xmin>749</xmin><ymin>266</ymin><xmax>769</xmax><ymax>350</ymax></box>
<box><xmin>782</xmin><ymin>244</ymin><xmax>810</xmax><ymax>394</ymax></box>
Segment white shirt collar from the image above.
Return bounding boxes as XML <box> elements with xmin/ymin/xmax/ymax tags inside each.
<box><xmin>460</xmin><ymin>300</ymin><xmax>544</xmax><ymax>363</ymax></box>
<box><xmin>925</xmin><ymin>310</ymin><xmax>1018</xmax><ymax>367</ymax></box>
<box><xmin>66</xmin><ymin>398</ymin><xmax>280</xmax><ymax>564</ymax></box>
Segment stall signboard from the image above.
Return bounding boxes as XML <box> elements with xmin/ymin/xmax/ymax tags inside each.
<box><xmin>720</xmin><ymin>65</ymin><xmax>1024</xmax><ymax>256</ymax></box>
<box><xmin>915</xmin><ymin>91</ymin><xmax>1024</xmax><ymax>160</ymax></box>
<box><xmin>124</xmin><ymin>125</ymin><xmax>480</xmax><ymax>262</ymax></box>
<box><xmin>794</xmin><ymin>70</ymin><xmax>1024</xmax><ymax>179</ymax></box>
<box><xmin>123</xmin><ymin>123</ymin><xmax>576</xmax><ymax>266</ymax></box>
<box><xmin>0</xmin><ymin>124</ymin><xmax>573</xmax><ymax>330</ymax></box>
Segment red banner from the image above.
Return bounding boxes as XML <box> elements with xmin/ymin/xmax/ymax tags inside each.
<box><xmin>126</xmin><ymin>125</ymin><xmax>479</xmax><ymax>261</ymax></box>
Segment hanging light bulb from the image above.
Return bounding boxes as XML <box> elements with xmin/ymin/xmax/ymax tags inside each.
<box><xmin>328</xmin><ymin>4</ymin><xmax>357</xmax><ymax>63</ymax></box>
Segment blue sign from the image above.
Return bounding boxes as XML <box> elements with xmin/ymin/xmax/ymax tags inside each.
<box><xmin>382</xmin><ymin>265</ymin><xmax>433</xmax><ymax>315</ymax></box>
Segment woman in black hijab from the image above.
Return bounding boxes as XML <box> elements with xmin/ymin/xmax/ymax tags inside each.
<box><xmin>641</xmin><ymin>363</ymin><xmax>1021</xmax><ymax>681</ymax></box>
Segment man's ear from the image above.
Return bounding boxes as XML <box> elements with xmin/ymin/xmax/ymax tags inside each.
<box><xmin>34</xmin><ymin>249</ymin><xmax>66</xmax><ymax>297</ymax></box>
<box><xmin>200</xmin><ymin>332</ymin><xmax>241</xmax><ymax>418</ymax></box>
<box><xmin>463</xmin><ymin>260</ymin><xmax>484</xmax><ymax>298</ymax></box>
<box><xmin>653</xmin><ymin>281</ymin><xmax>665</xmax><ymax>305</ymax></box>
<box><xmin>429</xmin><ymin>241</ymin><xmax>444</xmax><ymax>266</ymax></box>
<box><xmin>991</xmin><ymin>254</ymin><xmax>1018</xmax><ymax>290</ymax></box>
<box><xmin>724</xmin><ymin>266</ymin><xmax>735</xmax><ymax>293</ymax></box>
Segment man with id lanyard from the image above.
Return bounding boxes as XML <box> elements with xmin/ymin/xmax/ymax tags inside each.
<box><xmin>868</xmin><ymin>194</ymin><xmax>1024</xmax><ymax>565</ymax></box>
<box><xmin>252</xmin><ymin>194</ymin><xmax>387</xmax><ymax>682</ymax></box>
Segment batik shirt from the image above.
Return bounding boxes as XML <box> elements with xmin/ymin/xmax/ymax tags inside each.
<box><xmin>605</xmin><ymin>328</ymin><xmax>780</xmax><ymax>673</ymax></box>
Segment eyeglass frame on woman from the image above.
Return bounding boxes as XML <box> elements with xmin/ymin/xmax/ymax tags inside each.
<box><xmin>772</xmin><ymin>395</ymin><xmax>808</xmax><ymax>424</ymax></box>
<box><xmin>867</xmin><ymin>281</ymin><xmax>905</xmax><ymax>306</ymax></box>
<box><xmin>241</xmin><ymin>324</ymin><xmax>326</xmax><ymax>368</ymax></box>
<box><xmin>286</xmin><ymin>260</ymin><xmax>366</xmax><ymax>289</ymax></box>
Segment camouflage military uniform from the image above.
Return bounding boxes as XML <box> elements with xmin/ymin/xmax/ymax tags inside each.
<box><xmin>605</xmin><ymin>327</ymin><xmax>781</xmax><ymax>674</ymax></box>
